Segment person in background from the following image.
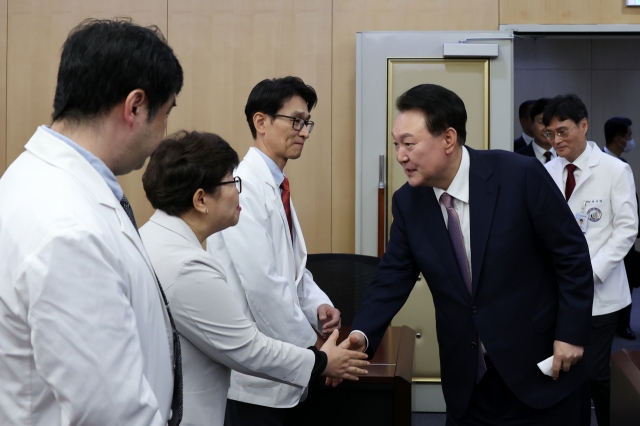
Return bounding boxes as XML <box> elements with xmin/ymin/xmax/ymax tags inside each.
<box><xmin>207</xmin><ymin>76</ymin><xmax>341</xmax><ymax>426</ymax></box>
<box><xmin>544</xmin><ymin>96</ymin><xmax>638</xmax><ymax>426</ymax></box>
<box><xmin>139</xmin><ymin>131</ymin><xmax>368</xmax><ymax>426</ymax></box>
<box><xmin>345</xmin><ymin>84</ymin><xmax>594</xmax><ymax>425</ymax></box>
<box><xmin>514</xmin><ymin>99</ymin><xmax>536</xmax><ymax>151</ymax></box>
<box><xmin>0</xmin><ymin>19</ymin><xmax>183</xmax><ymax>425</ymax></box>
<box><xmin>516</xmin><ymin>97</ymin><xmax>556</xmax><ymax>164</ymax></box>
<box><xmin>604</xmin><ymin>116</ymin><xmax>640</xmax><ymax>340</ymax></box>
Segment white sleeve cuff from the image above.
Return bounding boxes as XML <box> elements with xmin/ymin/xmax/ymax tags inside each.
<box><xmin>349</xmin><ymin>330</ymin><xmax>369</xmax><ymax>351</ymax></box>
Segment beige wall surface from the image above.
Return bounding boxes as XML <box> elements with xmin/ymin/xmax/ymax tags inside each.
<box><xmin>0</xmin><ymin>0</ymin><xmax>7</xmax><ymax>176</ymax></box>
<box><xmin>3</xmin><ymin>0</ymin><xmax>640</xmax><ymax>251</ymax></box>
<box><xmin>5</xmin><ymin>0</ymin><xmax>167</xmax><ymax>223</ymax></box>
<box><xmin>0</xmin><ymin>0</ymin><xmax>6</xmax><ymax>175</ymax></box>
<box><xmin>501</xmin><ymin>0</ymin><xmax>640</xmax><ymax>25</ymax></box>
<box><xmin>167</xmin><ymin>0</ymin><xmax>333</xmax><ymax>253</ymax></box>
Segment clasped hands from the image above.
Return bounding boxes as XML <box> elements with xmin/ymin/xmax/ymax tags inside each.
<box><xmin>315</xmin><ymin>305</ymin><xmax>369</xmax><ymax>385</ymax></box>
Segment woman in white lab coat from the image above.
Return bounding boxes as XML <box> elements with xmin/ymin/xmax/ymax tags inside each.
<box><xmin>139</xmin><ymin>131</ymin><xmax>368</xmax><ymax>426</ymax></box>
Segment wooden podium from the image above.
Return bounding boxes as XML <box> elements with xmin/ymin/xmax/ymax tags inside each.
<box><xmin>286</xmin><ymin>326</ymin><xmax>416</xmax><ymax>426</ymax></box>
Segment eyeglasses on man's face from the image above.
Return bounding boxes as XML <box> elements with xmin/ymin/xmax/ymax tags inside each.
<box><xmin>269</xmin><ymin>114</ymin><xmax>314</xmax><ymax>133</ymax></box>
<box><xmin>215</xmin><ymin>176</ymin><xmax>242</xmax><ymax>193</ymax></box>
<box><xmin>543</xmin><ymin>125</ymin><xmax>576</xmax><ymax>142</ymax></box>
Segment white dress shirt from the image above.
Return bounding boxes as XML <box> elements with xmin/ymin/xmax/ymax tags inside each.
<box><xmin>433</xmin><ymin>146</ymin><xmax>472</xmax><ymax>274</ymax></box>
<box><xmin>522</xmin><ymin>133</ymin><xmax>534</xmax><ymax>145</ymax></box>
<box><xmin>531</xmin><ymin>141</ymin><xmax>557</xmax><ymax>164</ymax></box>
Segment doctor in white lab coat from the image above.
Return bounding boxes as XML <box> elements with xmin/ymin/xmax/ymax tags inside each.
<box><xmin>0</xmin><ymin>20</ymin><xmax>184</xmax><ymax>426</ymax></box>
<box><xmin>139</xmin><ymin>131</ymin><xmax>368</xmax><ymax>425</ymax></box>
<box><xmin>543</xmin><ymin>94</ymin><xmax>638</xmax><ymax>426</ymax></box>
<box><xmin>207</xmin><ymin>77</ymin><xmax>341</xmax><ymax>424</ymax></box>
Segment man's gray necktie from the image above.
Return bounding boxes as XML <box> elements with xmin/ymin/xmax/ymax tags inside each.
<box><xmin>440</xmin><ymin>193</ymin><xmax>487</xmax><ymax>383</ymax></box>
<box><xmin>120</xmin><ymin>195</ymin><xmax>183</xmax><ymax>425</ymax></box>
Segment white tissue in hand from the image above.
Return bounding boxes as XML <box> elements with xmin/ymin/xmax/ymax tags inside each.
<box><xmin>537</xmin><ymin>355</ymin><xmax>554</xmax><ymax>376</ymax></box>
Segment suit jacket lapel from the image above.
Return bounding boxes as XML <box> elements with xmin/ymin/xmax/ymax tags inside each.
<box><xmin>467</xmin><ymin>149</ymin><xmax>498</xmax><ymax>297</ymax></box>
<box><xmin>420</xmin><ymin>187</ymin><xmax>472</xmax><ymax>304</ymax></box>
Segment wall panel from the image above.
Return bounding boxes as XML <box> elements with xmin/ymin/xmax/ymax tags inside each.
<box><xmin>331</xmin><ymin>0</ymin><xmax>499</xmax><ymax>253</ymax></box>
<box><xmin>167</xmin><ymin>0</ymin><xmax>333</xmax><ymax>253</ymax></box>
<box><xmin>6</xmin><ymin>0</ymin><xmax>168</xmax><ymax>224</ymax></box>
<box><xmin>0</xmin><ymin>0</ymin><xmax>6</xmax><ymax>175</ymax></box>
<box><xmin>500</xmin><ymin>0</ymin><xmax>640</xmax><ymax>25</ymax></box>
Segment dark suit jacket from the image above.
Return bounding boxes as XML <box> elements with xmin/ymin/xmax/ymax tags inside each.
<box><xmin>514</xmin><ymin>135</ymin><xmax>527</xmax><ymax>151</ymax></box>
<box><xmin>352</xmin><ymin>147</ymin><xmax>593</xmax><ymax>418</ymax></box>
<box><xmin>516</xmin><ymin>142</ymin><xmax>535</xmax><ymax>158</ymax></box>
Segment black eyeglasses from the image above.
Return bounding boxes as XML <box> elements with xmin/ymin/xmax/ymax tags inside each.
<box><xmin>215</xmin><ymin>176</ymin><xmax>242</xmax><ymax>193</ymax></box>
<box><xmin>269</xmin><ymin>114</ymin><xmax>314</xmax><ymax>133</ymax></box>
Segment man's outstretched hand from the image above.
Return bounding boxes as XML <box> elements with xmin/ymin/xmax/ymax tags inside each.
<box><xmin>325</xmin><ymin>331</ymin><xmax>368</xmax><ymax>387</ymax></box>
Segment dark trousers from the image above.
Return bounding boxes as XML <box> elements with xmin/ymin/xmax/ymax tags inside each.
<box><xmin>616</xmin><ymin>290</ymin><xmax>633</xmax><ymax>329</ymax></box>
<box><xmin>586</xmin><ymin>311</ymin><xmax>619</xmax><ymax>426</ymax></box>
<box><xmin>446</xmin><ymin>357</ymin><xmax>590</xmax><ymax>426</ymax></box>
<box><xmin>224</xmin><ymin>399</ymin><xmax>289</xmax><ymax>426</ymax></box>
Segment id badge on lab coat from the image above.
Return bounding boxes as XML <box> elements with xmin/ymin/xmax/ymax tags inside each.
<box><xmin>575</xmin><ymin>213</ymin><xmax>588</xmax><ymax>234</ymax></box>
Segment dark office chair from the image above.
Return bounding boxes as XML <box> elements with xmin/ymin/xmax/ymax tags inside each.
<box><xmin>306</xmin><ymin>253</ymin><xmax>380</xmax><ymax>326</ymax></box>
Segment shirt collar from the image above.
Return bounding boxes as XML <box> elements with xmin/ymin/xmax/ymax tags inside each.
<box><xmin>522</xmin><ymin>133</ymin><xmax>534</xmax><ymax>144</ymax></box>
<box><xmin>252</xmin><ymin>146</ymin><xmax>285</xmax><ymax>187</ymax></box>
<box><xmin>560</xmin><ymin>140</ymin><xmax>592</xmax><ymax>170</ymax></box>
<box><xmin>40</xmin><ymin>125</ymin><xmax>123</xmax><ymax>201</ymax></box>
<box><xmin>603</xmin><ymin>146</ymin><xmax>619</xmax><ymax>158</ymax></box>
<box><xmin>531</xmin><ymin>140</ymin><xmax>556</xmax><ymax>158</ymax></box>
<box><xmin>433</xmin><ymin>146</ymin><xmax>470</xmax><ymax>204</ymax></box>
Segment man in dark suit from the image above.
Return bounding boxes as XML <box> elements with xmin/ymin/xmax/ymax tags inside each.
<box><xmin>514</xmin><ymin>99</ymin><xmax>536</xmax><ymax>151</ymax></box>
<box><xmin>345</xmin><ymin>85</ymin><xmax>594</xmax><ymax>425</ymax></box>
<box><xmin>604</xmin><ymin>116</ymin><xmax>639</xmax><ymax>340</ymax></box>
<box><xmin>516</xmin><ymin>98</ymin><xmax>556</xmax><ymax>164</ymax></box>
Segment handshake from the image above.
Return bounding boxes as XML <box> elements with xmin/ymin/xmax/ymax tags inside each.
<box><xmin>316</xmin><ymin>329</ymin><xmax>369</xmax><ymax>387</ymax></box>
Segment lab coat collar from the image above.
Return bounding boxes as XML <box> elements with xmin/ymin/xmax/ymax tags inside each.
<box><xmin>148</xmin><ymin>209</ymin><xmax>202</xmax><ymax>249</ymax></box>
<box><xmin>25</xmin><ymin>127</ymin><xmax>119</xmax><ymax>209</ymax></box>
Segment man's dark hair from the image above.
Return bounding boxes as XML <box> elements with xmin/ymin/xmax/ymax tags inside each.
<box><xmin>244</xmin><ymin>76</ymin><xmax>318</xmax><ymax>139</ymax></box>
<box><xmin>542</xmin><ymin>94</ymin><xmax>588</xmax><ymax>127</ymax></box>
<box><xmin>604</xmin><ymin>117</ymin><xmax>632</xmax><ymax>145</ymax></box>
<box><xmin>53</xmin><ymin>18</ymin><xmax>183</xmax><ymax>124</ymax></box>
<box><xmin>143</xmin><ymin>131</ymin><xmax>239</xmax><ymax>217</ymax></box>
<box><xmin>395</xmin><ymin>84</ymin><xmax>467</xmax><ymax>145</ymax></box>
<box><xmin>529</xmin><ymin>98</ymin><xmax>550</xmax><ymax>121</ymax></box>
<box><xmin>519</xmin><ymin>99</ymin><xmax>536</xmax><ymax>119</ymax></box>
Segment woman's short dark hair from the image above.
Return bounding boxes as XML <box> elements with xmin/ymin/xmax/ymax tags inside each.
<box><xmin>143</xmin><ymin>131</ymin><xmax>239</xmax><ymax>217</ymax></box>
<box><xmin>53</xmin><ymin>18</ymin><xmax>183</xmax><ymax>124</ymax></box>
<box><xmin>542</xmin><ymin>94</ymin><xmax>588</xmax><ymax>127</ymax></box>
<box><xmin>395</xmin><ymin>84</ymin><xmax>467</xmax><ymax>145</ymax></box>
<box><xmin>244</xmin><ymin>76</ymin><xmax>318</xmax><ymax>139</ymax></box>
<box><xmin>604</xmin><ymin>117</ymin><xmax>632</xmax><ymax>145</ymax></box>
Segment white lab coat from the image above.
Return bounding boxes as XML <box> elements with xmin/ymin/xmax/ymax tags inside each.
<box><xmin>206</xmin><ymin>147</ymin><xmax>332</xmax><ymax>408</ymax></box>
<box><xmin>0</xmin><ymin>128</ymin><xmax>174</xmax><ymax>425</ymax></box>
<box><xmin>140</xmin><ymin>210</ymin><xmax>315</xmax><ymax>425</ymax></box>
<box><xmin>545</xmin><ymin>141</ymin><xmax>638</xmax><ymax>315</ymax></box>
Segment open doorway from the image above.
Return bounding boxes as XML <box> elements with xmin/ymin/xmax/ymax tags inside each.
<box><xmin>511</xmin><ymin>31</ymin><xmax>640</xmax><ymax>233</ymax></box>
